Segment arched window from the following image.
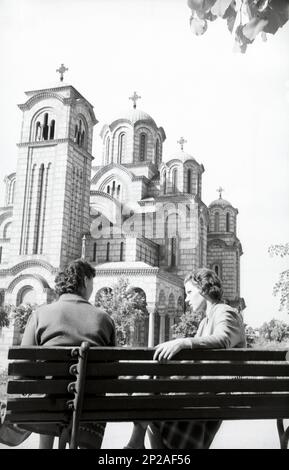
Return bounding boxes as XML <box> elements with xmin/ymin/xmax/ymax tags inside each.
<box><xmin>226</xmin><ymin>212</ymin><xmax>230</xmax><ymax>232</ymax></box>
<box><xmin>187</xmin><ymin>169</ymin><xmax>192</xmax><ymax>194</ymax></box>
<box><xmin>172</xmin><ymin>168</ymin><xmax>178</xmax><ymax>193</ymax></box>
<box><xmin>74</xmin><ymin>124</ymin><xmax>78</xmax><ymax>143</ymax></box>
<box><xmin>42</xmin><ymin>113</ymin><xmax>49</xmax><ymax>140</ymax></box>
<box><xmin>163</xmin><ymin>171</ymin><xmax>167</xmax><ymax>195</ymax></box>
<box><xmin>214</xmin><ymin>212</ymin><xmax>220</xmax><ymax>232</ymax></box>
<box><xmin>107</xmin><ymin>185</ymin><xmax>110</xmax><ymax>194</ymax></box>
<box><xmin>155</xmin><ymin>140</ymin><xmax>160</xmax><ymax>165</ymax></box>
<box><xmin>93</xmin><ymin>242</ymin><xmax>97</xmax><ymax>262</ymax></box>
<box><xmin>49</xmin><ymin>120</ymin><xmax>55</xmax><ymax>140</ymax></box>
<box><xmin>120</xmin><ymin>242</ymin><xmax>124</xmax><ymax>261</ymax></box>
<box><xmin>117</xmin><ymin>184</ymin><xmax>121</xmax><ymax>199</ymax></box>
<box><xmin>35</xmin><ymin>121</ymin><xmax>41</xmax><ymax>141</ymax></box>
<box><xmin>139</xmin><ymin>133</ymin><xmax>147</xmax><ymax>161</ymax></box>
<box><xmin>213</xmin><ymin>264</ymin><xmax>221</xmax><ymax>278</ymax></box>
<box><xmin>75</xmin><ymin>118</ymin><xmax>87</xmax><ymax>149</ymax></box>
<box><xmin>199</xmin><ymin>218</ymin><xmax>204</xmax><ymax>266</ymax></box>
<box><xmin>35</xmin><ymin>114</ymin><xmax>56</xmax><ymax>142</ymax></box>
<box><xmin>171</xmin><ymin>237</ymin><xmax>177</xmax><ymax>267</ymax></box>
<box><xmin>112</xmin><ymin>181</ymin><xmax>116</xmax><ymax>198</ymax></box>
<box><xmin>196</xmin><ymin>173</ymin><xmax>199</xmax><ymax>195</ymax></box>
<box><xmin>106</xmin><ymin>242</ymin><xmax>110</xmax><ymax>262</ymax></box>
<box><xmin>8</xmin><ymin>179</ymin><xmax>16</xmax><ymax>205</ymax></box>
<box><xmin>105</xmin><ymin>137</ymin><xmax>110</xmax><ymax>164</ymax></box>
<box><xmin>118</xmin><ymin>133</ymin><xmax>126</xmax><ymax>163</ymax></box>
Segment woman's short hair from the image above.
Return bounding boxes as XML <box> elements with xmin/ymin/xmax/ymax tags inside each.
<box><xmin>184</xmin><ymin>268</ymin><xmax>223</xmax><ymax>302</ymax></box>
<box><xmin>55</xmin><ymin>259</ymin><xmax>96</xmax><ymax>296</ymax></box>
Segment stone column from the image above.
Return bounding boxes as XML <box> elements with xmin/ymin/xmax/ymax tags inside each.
<box><xmin>148</xmin><ymin>307</ymin><xmax>155</xmax><ymax>347</ymax></box>
<box><xmin>159</xmin><ymin>313</ymin><xmax>166</xmax><ymax>343</ymax></box>
<box><xmin>168</xmin><ymin>315</ymin><xmax>175</xmax><ymax>339</ymax></box>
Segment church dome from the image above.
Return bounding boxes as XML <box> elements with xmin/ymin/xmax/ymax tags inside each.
<box><xmin>169</xmin><ymin>149</ymin><xmax>197</xmax><ymax>163</ymax></box>
<box><xmin>111</xmin><ymin>108</ymin><xmax>157</xmax><ymax>127</ymax></box>
<box><xmin>209</xmin><ymin>196</ymin><xmax>233</xmax><ymax>208</ymax></box>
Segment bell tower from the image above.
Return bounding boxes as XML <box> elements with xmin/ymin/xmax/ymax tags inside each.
<box><xmin>9</xmin><ymin>66</ymin><xmax>98</xmax><ymax>268</ymax></box>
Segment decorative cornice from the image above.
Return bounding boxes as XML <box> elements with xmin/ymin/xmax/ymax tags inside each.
<box><xmin>0</xmin><ymin>260</ymin><xmax>58</xmax><ymax>277</ymax></box>
<box><xmin>18</xmin><ymin>91</ymin><xmax>66</xmax><ymax>111</ymax></box>
<box><xmin>94</xmin><ymin>267</ymin><xmax>159</xmax><ymax>276</ymax></box>
<box><xmin>16</xmin><ymin>138</ymin><xmax>94</xmax><ymax>160</ymax></box>
<box><xmin>17</xmin><ymin>138</ymin><xmax>68</xmax><ymax>148</ymax></box>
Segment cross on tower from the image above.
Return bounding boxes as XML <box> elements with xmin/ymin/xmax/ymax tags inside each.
<box><xmin>217</xmin><ymin>186</ymin><xmax>224</xmax><ymax>199</ymax></box>
<box><xmin>177</xmin><ymin>136</ymin><xmax>187</xmax><ymax>151</ymax></box>
<box><xmin>129</xmin><ymin>91</ymin><xmax>141</xmax><ymax>109</ymax></box>
<box><xmin>56</xmin><ymin>64</ymin><xmax>68</xmax><ymax>82</ymax></box>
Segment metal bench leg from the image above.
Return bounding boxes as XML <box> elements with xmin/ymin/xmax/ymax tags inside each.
<box><xmin>277</xmin><ymin>419</ymin><xmax>289</xmax><ymax>449</ymax></box>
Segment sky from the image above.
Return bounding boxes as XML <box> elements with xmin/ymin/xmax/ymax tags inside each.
<box><xmin>0</xmin><ymin>0</ymin><xmax>288</xmax><ymax>327</ymax></box>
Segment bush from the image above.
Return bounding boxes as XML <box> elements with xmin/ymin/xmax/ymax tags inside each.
<box><xmin>95</xmin><ymin>278</ymin><xmax>148</xmax><ymax>346</ymax></box>
<box><xmin>0</xmin><ymin>306</ymin><xmax>10</xmax><ymax>329</ymax></box>
<box><xmin>11</xmin><ymin>304</ymin><xmax>36</xmax><ymax>334</ymax></box>
<box><xmin>171</xmin><ymin>309</ymin><xmax>205</xmax><ymax>339</ymax></box>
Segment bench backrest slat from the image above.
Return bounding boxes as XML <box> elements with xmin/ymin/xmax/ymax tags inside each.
<box><xmin>7</xmin><ymin>347</ymin><xmax>289</xmax><ymax>362</ymax></box>
<box><xmin>8</xmin><ymin>360</ymin><xmax>289</xmax><ymax>377</ymax></box>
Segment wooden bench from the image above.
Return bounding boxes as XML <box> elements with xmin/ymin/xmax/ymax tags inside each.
<box><xmin>5</xmin><ymin>342</ymin><xmax>289</xmax><ymax>449</ymax></box>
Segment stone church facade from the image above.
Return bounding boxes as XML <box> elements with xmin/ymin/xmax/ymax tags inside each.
<box><xmin>0</xmin><ymin>81</ymin><xmax>245</xmax><ymax>347</ymax></box>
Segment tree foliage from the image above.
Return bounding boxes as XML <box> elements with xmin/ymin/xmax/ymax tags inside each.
<box><xmin>10</xmin><ymin>304</ymin><xmax>36</xmax><ymax>334</ymax></box>
<box><xmin>95</xmin><ymin>277</ymin><xmax>149</xmax><ymax>346</ymax></box>
<box><xmin>269</xmin><ymin>243</ymin><xmax>289</xmax><ymax>313</ymax></box>
<box><xmin>0</xmin><ymin>305</ymin><xmax>10</xmax><ymax>329</ymax></box>
<box><xmin>171</xmin><ymin>309</ymin><xmax>205</xmax><ymax>338</ymax></box>
<box><xmin>187</xmin><ymin>0</ymin><xmax>289</xmax><ymax>53</ymax></box>
<box><xmin>258</xmin><ymin>318</ymin><xmax>289</xmax><ymax>342</ymax></box>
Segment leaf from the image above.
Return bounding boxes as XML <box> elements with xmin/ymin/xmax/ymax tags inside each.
<box><xmin>190</xmin><ymin>16</ymin><xmax>208</xmax><ymax>35</ymax></box>
<box><xmin>211</xmin><ymin>0</ymin><xmax>233</xmax><ymax>17</ymax></box>
<box><xmin>242</xmin><ymin>16</ymin><xmax>269</xmax><ymax>41</ymax></box>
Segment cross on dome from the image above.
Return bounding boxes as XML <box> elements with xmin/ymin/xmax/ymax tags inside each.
<box><xmin>56</xmin><ymin>64</ymin><xmax>68</xmax><ymax>82</ymax></box>
<box><xmin>129</xmin><ymin>91</ymin><xmax>141</xmax><ymax>109</ymax></box>
<box><xmin>216</xmin><ymin>186</ymin><xmax>225</xmax><ymax>199</ymax></box>
<box><xmin>177</xmin><ymin>136</ymin><xmax>187</xmax><ymax>151</ymax></box>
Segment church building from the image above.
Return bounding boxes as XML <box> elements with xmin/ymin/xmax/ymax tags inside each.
<box><xmin>0</xmin><ymin>69</ymin><xmax>245</xmax><ymax>346</ymax></box>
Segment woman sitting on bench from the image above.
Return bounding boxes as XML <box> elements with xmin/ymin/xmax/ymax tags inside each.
<box><xmin>125</xmin><ymin>267</ymin><xmax>246</xmax><ymax>449</ymax></box>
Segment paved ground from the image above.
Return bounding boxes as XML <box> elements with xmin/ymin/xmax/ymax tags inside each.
<box><xmin>0</xmin><ymin>420</ymin><xmax>285</xmax><ymax>449</ymax></box>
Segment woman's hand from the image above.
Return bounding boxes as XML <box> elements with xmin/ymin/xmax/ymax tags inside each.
<box><xmin>153</xmin><ymin>338</ymin><xmax>192</xmax><ymax>361</ymax></box>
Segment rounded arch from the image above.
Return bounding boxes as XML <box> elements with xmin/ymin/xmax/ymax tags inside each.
<box><xmin>0</xmin><ymin>211</ymin><xmax>13</xmax><ymax>229</ymax></box>
<box><xmin>3</xmin><ymin>221</ymin><xmax>12</xmax><ymax>239</ymax></box>
<box><xmin>7</xmin><ymin>274</ymin><xmax>50</xmax><ymax>294</ymax></box>
<box><xmin>17</xmin><ymin>286</ymin><xmax>37</xmax><ymax>306</ymax></box>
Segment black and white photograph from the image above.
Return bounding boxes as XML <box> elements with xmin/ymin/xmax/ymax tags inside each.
<box><xmin>0</xmin><ymin>0</ymin><xmax>289</xmax><ymax>452</ymax></box>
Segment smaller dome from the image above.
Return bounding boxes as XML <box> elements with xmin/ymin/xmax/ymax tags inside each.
<box><xmin>166</xmin><ymin>149</ymin><xmax>197</xmax><ymax>164</ymax></box>
<box><xmin>209</xmin><ymin>197</ymin><xmax>233</xmax><ymax>208</ymax></box>
<box><xmin>111</xmin><ymin>108</ymin><xmax>156</xmax><ymax>127</ymax></box>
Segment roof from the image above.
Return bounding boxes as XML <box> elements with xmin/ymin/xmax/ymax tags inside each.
<box><xmin>209</xmin><ymin>197</ymin><xmax>233</xmax><ymax>208</ymax></box>
<box><xmin>110</xmin><ymin>108</ymin><xmax>157</xmax><ymax>127</ymax></box>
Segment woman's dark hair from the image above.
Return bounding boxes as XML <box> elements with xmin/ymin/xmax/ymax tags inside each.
<box><xmin>184</xmin><ymin>268</ymin><xmax>223</xmax><ymax>302</ymax></box>
<box><xmin>54</xmin><ymin>259</ymin><xmax>96</xmax><ymax>296</ymax></box>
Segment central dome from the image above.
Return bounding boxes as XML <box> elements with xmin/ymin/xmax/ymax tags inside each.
<box><xmin>111</xmin><ymin>108</ymin><xmax>157</xmax><ymax>127</ymax></box>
